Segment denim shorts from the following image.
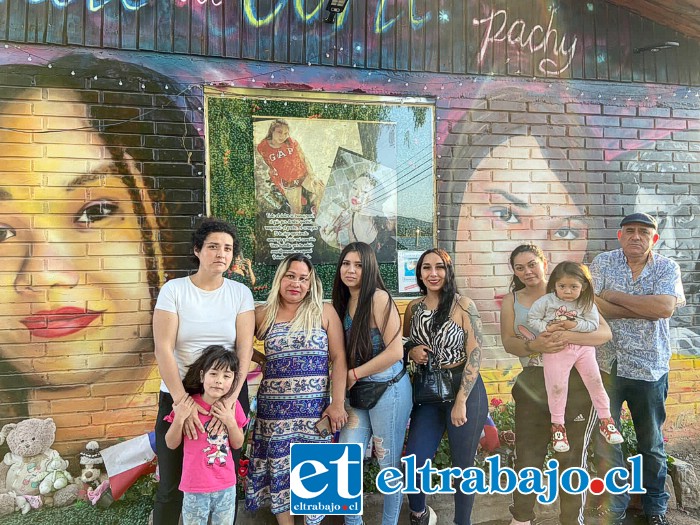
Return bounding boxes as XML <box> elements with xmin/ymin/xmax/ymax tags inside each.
<box><xmin>182</xmin><ymin>485</ymin><xmax>237</xmax><ymax>525</ymax></box>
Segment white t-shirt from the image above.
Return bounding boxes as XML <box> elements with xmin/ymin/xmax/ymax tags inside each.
<box><xmin>154</xmin><ymin>276</ymin><xmax>255</xmax><ymax>393</ymax></box>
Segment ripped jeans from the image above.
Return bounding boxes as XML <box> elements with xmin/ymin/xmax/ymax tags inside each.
<box><xmin>338</xmin><ymin>361</ymin><xmax>412</xmax><ymax>525</ymax></box>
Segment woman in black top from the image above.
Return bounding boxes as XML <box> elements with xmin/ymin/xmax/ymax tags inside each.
<box><xmin>403</xmin><ymin>248</ymin><xmax>488</xmax><ymax>525</ymax></box>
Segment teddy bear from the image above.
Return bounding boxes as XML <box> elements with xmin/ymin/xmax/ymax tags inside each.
<box><xmin>77</xmin><ymin>440</ymin><xmax>112</xmax><ymax>507</ymax></box>
<box><xmin>0</xmin><ymin>418</ymin><xmax>79</xmax><ymax>516</ymax></box>
<box><xmin>79</xmin><ymin>441</ymin><xmax>106</xmax><ymax>486</ymax></box>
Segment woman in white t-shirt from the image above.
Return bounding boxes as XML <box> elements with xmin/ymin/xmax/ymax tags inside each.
<box><xmin>152</xmin><ymin>218</ymin><xmax>255</xmax><ymax>525</ymax></box>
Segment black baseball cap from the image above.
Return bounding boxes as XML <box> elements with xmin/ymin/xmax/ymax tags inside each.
<box><xmin>620</xmin><ymin>212</ymin><xmax>658</xmax><ymax>230</ymax></box>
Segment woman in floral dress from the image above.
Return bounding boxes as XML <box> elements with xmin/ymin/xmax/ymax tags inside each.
<box><xmin>245</xmin><ymin>254</ymin><xmax>347</xmax><ymax>525</ymax></box>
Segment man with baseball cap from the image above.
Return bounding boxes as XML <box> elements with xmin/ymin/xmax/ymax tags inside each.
<box><xmin>588</xmin><ymin>212</ymin><xmax>685</xmax><ymax>525</ymax></box>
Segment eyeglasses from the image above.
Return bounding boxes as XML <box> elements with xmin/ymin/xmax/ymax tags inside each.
<box><xmin>283</xmin><ymin>274</ymin><xmax>311</xmax><ymax>284</ymax></box>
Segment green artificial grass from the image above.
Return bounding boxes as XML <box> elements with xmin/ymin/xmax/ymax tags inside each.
<box><xmin>1</xmin><ymin>476</ymin><xmax>157</xmax><ymax>525</ymax></box>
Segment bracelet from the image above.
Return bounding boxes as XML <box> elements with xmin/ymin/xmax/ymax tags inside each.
<box><xmin>352</xmin><ymin>368</ymin><xmax>359</xmax><ymax>381</ymax></box>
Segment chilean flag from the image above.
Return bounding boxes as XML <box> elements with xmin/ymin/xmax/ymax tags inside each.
<box><xmin>479</xmin><ymin>414</ymin><xmax>500</xmax><ymax>453</ymax></box>
<box><xmin>101</xmin><ymin>432</ymin><xmax>157</xmax><ymax>500</ymax></box>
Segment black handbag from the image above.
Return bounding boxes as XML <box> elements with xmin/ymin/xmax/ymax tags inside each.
<box><xmin>348</xmin><ymin>368</ymin><xmax>406</xmax><ymax>410</ymax></box>
<box><xmin>412</xmin><ymin>352</ymin><xmax>455</xmax><ymax>405</ymax></box>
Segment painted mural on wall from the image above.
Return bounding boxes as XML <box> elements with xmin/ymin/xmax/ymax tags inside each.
<box><xmin>5</xmin><ymin>0</ymin><xmax>699</xmax><ymax>87</ymax></box>
<box><xmin>444</xmin><ymin>84</ymin><xmax>700</xmax><ymax>364</ymax></box>
<box><xmin>0</xmin><ymin>46</ymin><xmax>699</xmax><ymax>453</ymax></box>
<box><xmin>0</xmin><ymin>54</ymin><xmax>205</xmax><ymax>451</ymax></box>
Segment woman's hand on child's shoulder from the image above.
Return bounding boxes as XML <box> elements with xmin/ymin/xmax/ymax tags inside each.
<box><xmin>210</xmin><ymin>401</ymin><xmax>237</xmax><ymax>431</ymax></box>
<box><xmin>173</xmin><ymin>395</ymin><xmax>195</xmax><ymax>424</ymax></box>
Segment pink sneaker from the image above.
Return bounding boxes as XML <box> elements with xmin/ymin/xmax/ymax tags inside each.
<box><xmin>551</xmin><ymin>424</ymin><xmax>570</xmax><ymax>453</ymax></box>
<box><xmin>599</xmin><ymin>417</ymin><xmax>624</xmax><ymax>445</ymax></box>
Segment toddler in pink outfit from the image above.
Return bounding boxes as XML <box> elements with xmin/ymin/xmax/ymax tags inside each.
<box><xmin>528</xmin><ymin>261</ymin><xmax>623</xmax><ymax>453</ymax></box>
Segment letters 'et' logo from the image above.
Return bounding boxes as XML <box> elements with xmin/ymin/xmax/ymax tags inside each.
<box><xmin>290</xmin><ymin>443</ymin><xmax>363</xmax><ymax>515</ymax></box>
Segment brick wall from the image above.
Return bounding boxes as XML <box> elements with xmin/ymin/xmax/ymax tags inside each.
<box><xmin>434</xmin><ymin>82</ymin><xmax>700</xmax><ymax>427</ymax></box>
<box><xmin>0</xmin><ymin>56</ymin><xmax>204</xmax><ymax>455</ymax></box>
<box><xmin>0</xmin><ymin>51</ymin><xmax>698</xmax><ymax>457</ymax></box>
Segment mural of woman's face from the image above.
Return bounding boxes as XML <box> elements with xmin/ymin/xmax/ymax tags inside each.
<box><xmin>456</xmin><ymin>135</ymin><xmax>588</xmax><ymax>314</ymax></box>
<box><xmin>634</xmin><ymin>187</ymin><xmax>700</xmax><ymax>263</ymax></box>
<box><xmin>0</xmin><ymin>102</ymin><xmax>159</xmax><ymax>390</ymax></box>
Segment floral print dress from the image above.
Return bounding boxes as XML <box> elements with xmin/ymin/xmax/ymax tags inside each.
<box><xmin>245</xmin><ymin>322</ymin><xmax>330</xmax><ymax>523</ymax></box>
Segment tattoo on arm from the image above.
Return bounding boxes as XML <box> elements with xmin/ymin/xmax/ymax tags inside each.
<box><xmin>460</xmin><ymin>302</ymin><xmax>483</xmax><ymax>398</ymax></box>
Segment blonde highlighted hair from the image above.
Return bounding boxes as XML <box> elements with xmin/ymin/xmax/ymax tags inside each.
<box><xmin>257</xmin><ymin>254</ymin><xmax>324</xmax><ymax>341</ymax></box>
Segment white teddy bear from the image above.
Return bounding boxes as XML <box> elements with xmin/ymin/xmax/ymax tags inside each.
<box><xmin>0</xmin><ymin>418</ymin><xmax>78</xmax><ymax>516</ymax></box>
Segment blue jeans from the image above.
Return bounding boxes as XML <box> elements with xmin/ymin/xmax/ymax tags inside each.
<box><xmin>339</xmin><ymin>361</ymin><xmax>412</xmax><ymax>525</ymax></box>
<box><xmin>405</xmin><ymin>373</ymin><xmax>488</xmax><ymax>525</ymax></box>
<box><xmin>595</xmin><ymin>364</ymin><xmax>669</xmax><ymax>516</ymax></box>
<box><xmin>182</xmin><ymin>486</ymin><xmax>237</xmax><ymax>525</ymax></box>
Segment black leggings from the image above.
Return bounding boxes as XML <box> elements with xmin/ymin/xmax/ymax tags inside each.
<box><xmin>153</xmin><ymin>383</ymin><xmax>249</xmax><ymax>525</ymax></box>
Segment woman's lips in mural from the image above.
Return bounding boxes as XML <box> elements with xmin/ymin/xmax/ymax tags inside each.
<box><xmin>20</xmin><ymin>307</ymin><xmax>103</xmax><ymax>338</ymax></box>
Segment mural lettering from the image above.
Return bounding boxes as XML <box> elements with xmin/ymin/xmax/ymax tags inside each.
<box><xmin>294</xmin><ymin>0</ymin><xmax>322</xmax><ymax>22</ymax></box>
<box><xmin>22</xmin><ymin>0</ymin><xmax>149</xmax><ymax>11</ymax></box>
<box><xmin>12</xmin><ymin>0</ymin><xmax>429</xmax><ymax>32</ymax></box>
<box><xmin>243</xmin><ymin>0</ymin><xmax>288</xmax><ymax>27</ymax></box>
<box><xmin>474</xmin><ymin>8</ymin><xmax>577</xmax><ymax>75</ymax></box>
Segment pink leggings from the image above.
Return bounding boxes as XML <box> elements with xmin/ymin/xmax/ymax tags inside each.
<box><xmin>543</xmin><ymin>344</ymin><xmax>611</xmax><ymax>425</ymax></box>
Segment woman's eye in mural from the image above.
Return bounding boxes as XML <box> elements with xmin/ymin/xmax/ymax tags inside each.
<box><xmin>74</xmin><ymin>200</ymin><xmax>119</xmax><ymax>226</ymax></box>
<box><xmin>553</xmin><ymin>227</ymin><xmax>580</xmax><ymax>240</ymax></box>
<box><xmin>0</xmin><ymin>225</ymin><xmax>17</xmax><ymax>242</ymax></box>
<box><xmin>490</xmin><ymin>206</ymin><xmax>520</xmax><ymax>224</ymax></box>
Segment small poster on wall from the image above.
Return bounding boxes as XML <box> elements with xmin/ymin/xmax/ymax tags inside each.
<box><xmin>398</xmin><ymin>250</ymin><xmax>424</xmax><ymax>293</ymax></box>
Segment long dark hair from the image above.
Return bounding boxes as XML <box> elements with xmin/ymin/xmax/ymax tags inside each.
<box><xmin>509</xmin><ymin>244</ymin><xmax>547</xmax><ymax>292</ymax></box>
<box><xmin>416</xmin><ymin>248</ymin><xmax>457</xmax><ymax>334</ymax></box>
<box><xmin>182</xmin><ymin>345</ymin><xmax>240</xmax><ymax>399</ymax></box>
<box><xmin>332</xmin><ymin>242</ymin><xmax>399</xmax><ymax>367</ymax></box>
<box><xmin>546</xmin><ymin>261</ymin><xmax>595</xmax><ymax>314</ymax></box>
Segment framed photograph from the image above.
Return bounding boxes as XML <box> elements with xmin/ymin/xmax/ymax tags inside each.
<box><xmin>206</xmin><ymin>89</ymin><xmax>436</xmax><ymax>298</ymax></box>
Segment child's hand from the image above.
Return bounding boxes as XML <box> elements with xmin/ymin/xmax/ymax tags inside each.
<box><xmin>211</xmin><ymin>401</ymin><xmax>237</xmax><ymax>431</ymax></box>
<box><xmin>173</xmin><ymin>396</ymin><xmax>195</xmax><ymax>424</ymax></box>
<box><xmin>560</xmin><ymin>319</ymin><xmax>577</xmax><ymax>330</ymax></box>
<box><xmin>546</xmin><ymin>321</ymin><xmax>567</xmax><ymax>332</ymax></box>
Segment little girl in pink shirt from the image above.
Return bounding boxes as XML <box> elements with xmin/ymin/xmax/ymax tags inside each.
<box><xmin>165</xmin><ymin>345</ymin><xmax>248</xmax><ymax>525</ymax></box>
